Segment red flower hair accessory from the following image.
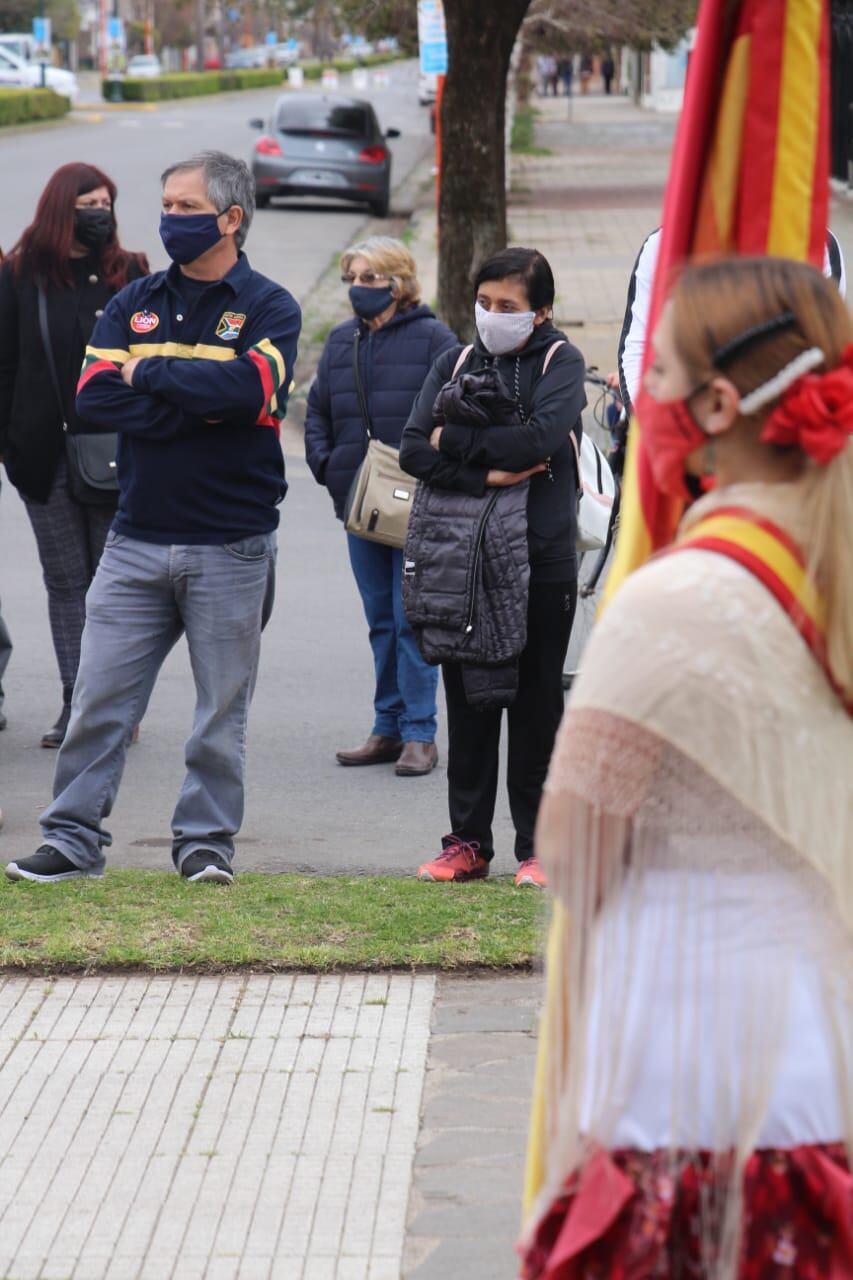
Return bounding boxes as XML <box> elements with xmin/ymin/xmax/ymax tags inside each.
<box><xmin>760</xmin><ymin>343</ymin><xmax>853</xmax><ymax>465</ymax></box>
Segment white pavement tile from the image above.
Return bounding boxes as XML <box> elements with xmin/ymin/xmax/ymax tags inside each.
<box><xmin>0</xmin><ymin>973</ymin><xmax>435</xmax><ymax>1278</ymax></box>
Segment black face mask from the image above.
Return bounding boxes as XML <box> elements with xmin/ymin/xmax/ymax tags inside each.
<box><xmin>74</xmin><ymin>208</ymin><xmax>115</xmax><ymax>249</ymax></box>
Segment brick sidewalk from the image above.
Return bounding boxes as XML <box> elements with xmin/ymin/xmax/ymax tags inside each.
<box><xmin>0</xmin><ymin>974</ymin><xmax>433</xmax><ymax>1280</ymax></box>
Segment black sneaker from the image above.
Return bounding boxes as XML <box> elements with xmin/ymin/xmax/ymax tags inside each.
<box><xmin>180</xmin><ymin>850</ymin><xmax>234</xmax><ymax>885</ymax></box>
<box><xmin>5</xmin><ymin>845</ymin><xmax>102</xmax><ymax>883</ymax></box>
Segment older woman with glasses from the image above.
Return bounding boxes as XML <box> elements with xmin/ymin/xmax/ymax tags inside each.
<box><xmin>305</xmin><ymin>236</ymin><xmax>457</xmax><ymax>775</ymax></box>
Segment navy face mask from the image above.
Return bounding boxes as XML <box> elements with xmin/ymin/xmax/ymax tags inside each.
<box><xmin>349</xmin><ymin>284</ymin><xmax>395</xmax><ymax>320</ymax></box>
<box><xmin>159</xmin><ymin>211</ymin><xmax>226</xmax><ymax>265</ymax></box>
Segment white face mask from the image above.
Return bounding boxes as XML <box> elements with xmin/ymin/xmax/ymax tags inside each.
<box><xmin>474</xmin><ymin>300</ymin><xmax>536</xmax><ymax>356</ymax></box>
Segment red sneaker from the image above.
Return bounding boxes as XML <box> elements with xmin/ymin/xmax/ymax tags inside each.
<box><xmin>515</xmin><ymin>856</ymin><xmax>547</xmax><ymax>888</ymax></box>
<box><xmin>417</xmin><ymin>837</ymin><xmax>489</xmax><ymax>882</ymax></box>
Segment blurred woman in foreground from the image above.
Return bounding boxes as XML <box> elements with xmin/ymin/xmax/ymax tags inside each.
<box><xmin>521</xmin><ymin>257</ymin><xmax>852</xmax><ymax>1278</ymax></box>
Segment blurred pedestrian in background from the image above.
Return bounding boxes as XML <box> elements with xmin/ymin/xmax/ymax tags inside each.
<box><xmin>557</xmin><ymin>56</ymin><xmax>574</xmax><ymax>98</ymax></box>
<box><xmin>601</xmin><ymin>52</ymin><xmax>616</xmax><ymax>95</ymax></box>
<box><xmin>579</xmin><ymin>53</ymin><xmax>594</xmax><ymax>94</ymax></box>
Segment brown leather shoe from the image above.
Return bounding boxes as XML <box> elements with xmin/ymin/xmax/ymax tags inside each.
<box><xmin>395</xmin><ymin>741</ymin><xmax>439</xmax><ymax>777</ymax></box>
<box><xmin>336</xmin><ymin>734</ymin><xmax>404</xmax><ymax>766</ymax></box>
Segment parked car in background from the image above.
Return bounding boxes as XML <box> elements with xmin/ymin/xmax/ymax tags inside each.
<box><xmin>0</xmin><ymin>43</ymin><xmax>78</xmax><ymax>97</ymax></box>
<box><xmin>225</xmin><ymin>46</ymin><xmax>267</xmax><ymax>69</ymax></box>
<box><xmin>249</xmin><ymin>93</ymin><xmax>400</xmax><ymax>217</ymax></box>
<box><xmin>0</xmin><ymin>32</ymin><xmax>38</xmax><ymax>63</ymax></box>
<box><xmin>418</xmin><ymin>70</ymin><xmax>438</xmax><ymax>104</ymax></box>
<box><xmin>126</xmin><ymin>53</ymin><xmax>162</xmax><ymax>78</ymax></box>
<box><xmin>272</xmin><ymin>43</ymin><xmax>299</xmax><ymax>67</ymax></box>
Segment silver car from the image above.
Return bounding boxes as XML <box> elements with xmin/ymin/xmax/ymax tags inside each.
<box><xmin>249</xmin><ymin>93</ymin><xmax>400</xmax><ymax>217</ymax></box>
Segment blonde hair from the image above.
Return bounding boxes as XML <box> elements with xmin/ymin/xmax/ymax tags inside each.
<box><xmin>670</xmin><ymin>256</ymin><xmax>853</xmax><ymax>701</ymax></box>
<box><xmin>340</xmin><ymin>236</ymin><xmax>421</xmax><ymax>309</ymax></box>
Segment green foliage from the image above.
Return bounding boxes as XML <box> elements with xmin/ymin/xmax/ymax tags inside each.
<box><xmin>525</xmin><ymin>0</ymin><xmax>698</xmax><ymax>52</ymax></box>
<box><xmin>0</xmin><ymin>0</ymin><xmax>78</xmax><ymax>39</ymax></box>
<box><xmin>336</xmin><ymin>0</ymin><xmax>418</xmax><ymax>54</ymax></box>
<box><xmin>0</xmin><ymin>87</ymin><xmax>71</xmax><ymax>127</ymax></box>
<box><xmin>47</xmin><ymin>0</ymin><xmax>79</xmax><ymax>42</ymax></box>
<box><xmin>298</xmin><ymin>51</ymin><xmax>402</xmax><ymax>80</ymax></box>
<box><xmin>0</xmin><ymin>870</ymin><xmax>542</xmax><ymax>971</ymax></box>
<box><xmin>106</xmin><ymin>68</ymin><xmax>283</xmax><ymax>102</ymax></box>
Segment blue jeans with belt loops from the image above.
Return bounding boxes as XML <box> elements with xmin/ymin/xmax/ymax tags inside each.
<box><xmin>347</xmin><ymin>532</ymin><xmax>438</xmax><ymax>743</ymax></box>
<box><xmin>39</xmin><ymin>530</ymin><xmax>277</xmax><ymax>873</ymax></box>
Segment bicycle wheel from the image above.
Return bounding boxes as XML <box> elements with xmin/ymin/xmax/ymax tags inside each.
<box><xmin>563</xmin><ymin>544</ymin><xmax>614</xmax><ymax>690</ymax></box>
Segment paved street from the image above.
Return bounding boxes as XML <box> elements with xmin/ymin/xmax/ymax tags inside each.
<box><xmin>0</xmin><ymin>63</ymin><xmax>429</xmax><ymax>310</ymax></box>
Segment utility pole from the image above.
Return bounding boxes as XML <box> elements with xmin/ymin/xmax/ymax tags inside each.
<box><xmin>195</xmin><ymin>0</ymin><xmax>205</xmax><ymax>71</ymax></box>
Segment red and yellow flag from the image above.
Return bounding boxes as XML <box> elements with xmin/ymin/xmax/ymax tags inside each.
<box><xmin>524</xmin><ymin>0</ymin><xmax>831</xmax><ymax>1229</ymax></box>
<box><xmin>604</xmin><ymin>0</ymin><xmax>830</xmax><ymax>601</ymax></box>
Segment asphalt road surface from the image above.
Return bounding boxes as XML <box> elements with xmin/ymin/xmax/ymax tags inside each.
<box><xmin>0</xmin><ymin>62</ymin><xmax>427</xmax><ymax>302</ymax></box>
<box><xmin>0</xmin><ymin>63</ymin><xmax>522</xmax><ymax>876</ymax></box>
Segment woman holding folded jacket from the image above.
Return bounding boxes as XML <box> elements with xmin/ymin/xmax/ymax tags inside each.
<box><xmin>0</xmin><ymin>162</ymin><xmax>147</xmax><ymax>747</ymax></box>
<box><xmin>304</xmin><ymin>236</ymin><xmax>456</xmax><ymax>777</ymax></box>
<box><xmin>400</xmin><ymin>246</ymin><xmax>587</xmax><ymax>889</ymax></box>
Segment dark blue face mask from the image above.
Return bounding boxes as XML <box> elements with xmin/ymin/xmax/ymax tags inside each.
<box><xmin>349</xmin><ymin>284</ymin><xmax>395</xmax><ymax>321</ymax></box>
<box><xmin>159</xmin><ymin>210</ymin><xmax>227</xmax><ymax>265</ymax></box>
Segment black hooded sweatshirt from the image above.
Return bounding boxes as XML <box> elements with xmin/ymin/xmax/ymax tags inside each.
<box><xmin>399</xmin><ymin>320</ymin><xmax>587</xmax><ymax>583</ymax></box>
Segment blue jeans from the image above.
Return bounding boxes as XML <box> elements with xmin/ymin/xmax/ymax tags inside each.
<box><xmin>40</xmin><ymin>531</ymin><xmax>276</xmax><ymax>873</ymax></box>
<box><xmin>347</xmin><ymin>533</ymin><xmax>438</xmax><ymax>742</ymax></box>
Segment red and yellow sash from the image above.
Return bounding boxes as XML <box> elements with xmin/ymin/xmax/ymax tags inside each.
<box><xmin>676</xmin><ymin>505</ymin><xmax>850</xmax><ymax>715</ymax></box>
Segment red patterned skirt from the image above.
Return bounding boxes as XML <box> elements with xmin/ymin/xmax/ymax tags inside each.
<box><xmin>520</xmin><ymin>1144</ymin><xmax>853</xmax><ymax>1279</ymax></box>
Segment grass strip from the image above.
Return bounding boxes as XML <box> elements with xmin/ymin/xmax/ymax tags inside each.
<box><xmin>0</xmin><ymin>88</ymin><xmax>71</xmax><ymax>127</ymax></box>
<box><xmin>0</xmin><ymin>871</ymin><xmax>541</xmax><ymax>973</ymax></box>
<box><xmin>510</xmin><ymin>105</ymin><xmax>551</xmax><ymax>156</ymax></box>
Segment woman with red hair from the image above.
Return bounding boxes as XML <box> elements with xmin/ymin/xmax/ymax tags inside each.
<box><xmin>0</xmin><ymin>163</ymin><xmax>147</xmax><ymax>746</ymax></box>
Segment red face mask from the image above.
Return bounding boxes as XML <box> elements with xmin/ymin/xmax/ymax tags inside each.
<box><xmin>637</xmin><ymin>384</ymin><xmax>710</xmax><ymax>500</ymax></box>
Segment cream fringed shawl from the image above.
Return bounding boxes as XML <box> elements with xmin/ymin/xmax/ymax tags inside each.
<box><xmin>522</xmin><ymin>482</ymin><xmax>852</xmax><ymax>1276</ymax></box>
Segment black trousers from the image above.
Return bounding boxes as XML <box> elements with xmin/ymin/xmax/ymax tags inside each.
<box><xmin>442</xmin><ymin>578</ymin><xmax>577</xmax><ymax>863</ymax></box>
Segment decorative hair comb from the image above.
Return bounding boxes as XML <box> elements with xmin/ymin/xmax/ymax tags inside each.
<box><xmin>711</xmin><ymin>311</ymin><xmax>797</xmax><ymax>367</ymax></box>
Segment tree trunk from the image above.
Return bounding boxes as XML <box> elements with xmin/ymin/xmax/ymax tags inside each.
<box><xmin>438</xmin><ymin>0</ymin><xmax>532</xmax><ymax>339</ymax></box>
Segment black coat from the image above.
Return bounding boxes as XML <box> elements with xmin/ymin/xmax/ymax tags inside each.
<box><xmin>0</xmin><ymin>254</ymin><xmax>144</xmax><ymax>503</ymax></box>
<box><xmin>399</xmin><ymin>321</ymin><xmax>587</xmax><ymax>582</ymax></box>
<box><xmin>303</xmin><ymin>304</ymin><xmax>457</xmax><ymax>519</ymax></box>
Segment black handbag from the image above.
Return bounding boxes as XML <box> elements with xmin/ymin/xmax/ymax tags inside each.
<box><xmin>37</xmin><ymin>282</ymin><xmax>119</xmax><ymax>507</ymax></box>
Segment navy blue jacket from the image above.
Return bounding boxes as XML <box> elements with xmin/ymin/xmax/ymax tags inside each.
<box><xmin>304</xmin><ymin>304</ymin><xmax>457</xmax><ymax>518</ymax></box>
<box><xmin>76</xmin><ymin>254</ymin><xmax>301</xmax><ymax>544</ymax></box>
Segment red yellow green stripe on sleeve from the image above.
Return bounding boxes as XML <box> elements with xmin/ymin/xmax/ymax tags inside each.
<box><xmin>247</xmin><ymin>338</ymin><xmax>288</xmax><ymax>430</ymax></box>
<box><xmin>77</xmin><ymin>344</ymin><xmax>131</xmax><ymax>393</ymax></box>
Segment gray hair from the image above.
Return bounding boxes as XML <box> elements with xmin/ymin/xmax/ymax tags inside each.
<box><xmin>161</xmin><ymin>150</ymin><xmax>255</xmax><ymax>249</ymax></box>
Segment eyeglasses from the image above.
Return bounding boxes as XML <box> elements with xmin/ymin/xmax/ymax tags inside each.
<box><xmin>341</xmin><ymin>271</ymin><xmax>388</xmax><ymax>286</ymax></box>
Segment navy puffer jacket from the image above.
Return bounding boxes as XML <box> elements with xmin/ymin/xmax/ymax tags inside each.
<box><xmin>304</xmin><ymin>304</ymin><xmax>457</xmax><ymax>518</ymax></box>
